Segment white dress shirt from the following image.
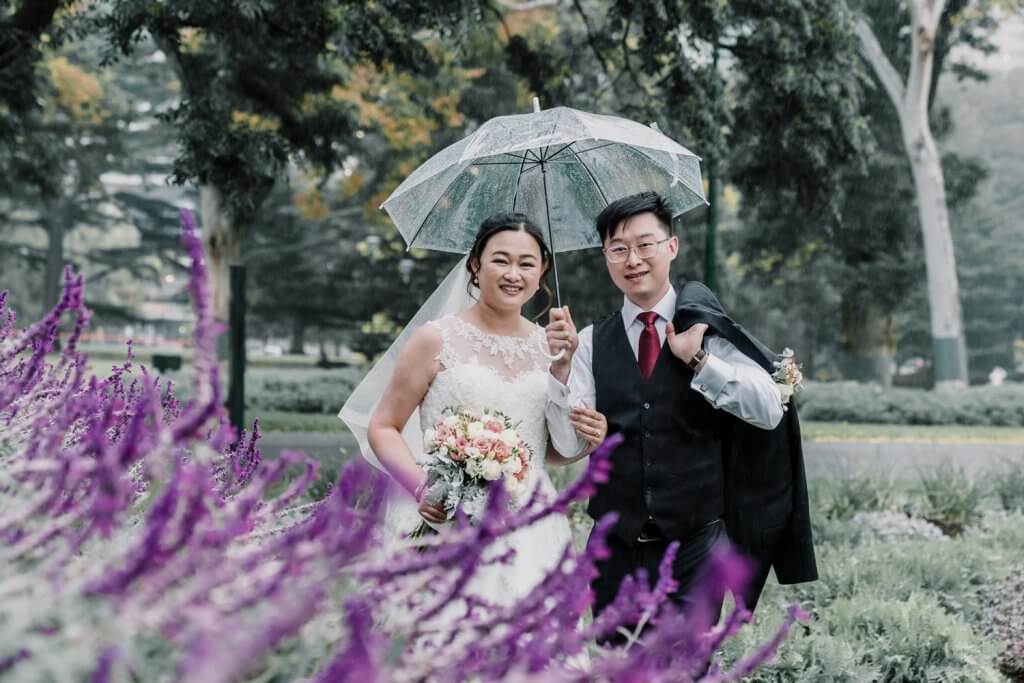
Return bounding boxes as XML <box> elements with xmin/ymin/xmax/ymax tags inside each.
<box><xmin>545</xmin><ymin>287</ymin><xmax>784</xmax><ymax>459</ymax></box>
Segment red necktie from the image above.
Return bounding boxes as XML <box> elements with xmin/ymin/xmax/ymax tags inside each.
<box><xmin>637</xmin><ymin>311</ymin><xmax>660</xmax><ymax>381</ymax></box>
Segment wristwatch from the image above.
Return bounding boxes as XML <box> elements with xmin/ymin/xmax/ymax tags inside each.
<box><xmin>688</xmin><ymin>348</ymin><xmax>708</xmax><ymax>370</ymax></box>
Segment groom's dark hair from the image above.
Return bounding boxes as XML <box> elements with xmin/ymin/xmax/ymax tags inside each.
<box><xmin>596</xmin><ymin>192</ymin><xmax>673</xmax><ymax>243</ymax></box>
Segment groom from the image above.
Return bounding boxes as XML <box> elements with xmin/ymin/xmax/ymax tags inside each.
<box><xmin>545</xmin><ymin>191</ymin><xmax>815</xmax><ymax>627</ymax></box>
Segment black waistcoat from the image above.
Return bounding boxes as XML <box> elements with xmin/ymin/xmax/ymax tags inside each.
<box><xmin>588</xmin><ymin>312</ymin><xmax>727</xmax><ymax>544</ymax></box>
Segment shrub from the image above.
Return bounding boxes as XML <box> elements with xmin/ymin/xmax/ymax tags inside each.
<box><xmin>986</xmin><ymin>458</ymin><xmax>1024</xmax><ymax>512</ymax></box>
<box><xmin>916</xmin><ymin>463</ymin><xmax>986</xmax><ymax>535</ymax></box>
<box><xmin>852</xmin><ymin>511</ymin><xmax>945</xmax><ymax>543</ymax></box>
<box><xmin>166</xmin><ymin>365</ymin><xmax>365</xmax><ymax>415</ymax></box>
<box><xmin>734</xmin><ymin>585</ymin><xmax>1002</xmax><ymax>682</ymax></box>
<box><xmin>811</xmin><ymin>470</ymin><xmax>899</xmax><ymax>521</ymax></box>
<box><xmin>798</xmin><ymin>380</ymin><xmax>1024</xmax><ymax>426</ymax></box>
<box><xmin>820</xmin><ymin>594</ymin><xmax>1003</xmax><ymax>682</ymax></box>
<box><xmin>782</xmin><ymin>534</ymin><xmax>996</xmax><ymax>623</ymax></box>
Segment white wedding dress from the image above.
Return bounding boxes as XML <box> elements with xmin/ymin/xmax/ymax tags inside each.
<box><xmin>416</xmin><ymin>314</ymin><xmax>573</xmax><ymax>605</ymax></box>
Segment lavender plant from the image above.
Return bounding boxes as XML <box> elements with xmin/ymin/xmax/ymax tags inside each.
<box><xmin>0</xmin><ymin>211</ymin><xmax>805</xmax><ymax>682</ymax></box>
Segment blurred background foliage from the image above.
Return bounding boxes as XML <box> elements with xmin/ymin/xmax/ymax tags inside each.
<box><xmin>1</xmin><ymin>0</ymin><xmax>1022</xmax><ymax>388</ymax></box>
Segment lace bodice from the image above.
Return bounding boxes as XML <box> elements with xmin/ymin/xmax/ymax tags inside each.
<box><xmin>420</xmin><ymin>314</ymin><xmax>553</xmax><ymax>496</ymax></box>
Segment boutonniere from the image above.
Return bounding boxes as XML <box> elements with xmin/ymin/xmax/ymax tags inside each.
<box><xmin>772</xmin><ymin>348</ymin><xmax>803</xmax><ymax>410</ymax></box>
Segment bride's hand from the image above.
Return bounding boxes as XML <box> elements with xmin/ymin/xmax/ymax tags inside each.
<box><xmin>415</xmin><ymin>480</ymin><xmax>447</xmax><ymax>524</ymax></box>
<box><xmin>570</xmin><ymin>406</ymin><xmax>607</xmax><ymax>447</ymax></box>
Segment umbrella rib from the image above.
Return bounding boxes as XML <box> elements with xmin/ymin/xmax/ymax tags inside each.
<box><xmin>545</xmin><ymin>142</ymin><xmax>576</xmax><ymax>162</ymax></box>
<box><xmin>565</xmin><ymin>142</ymin><xmax>610</xmax><ymax>207</ymax></box>
<box><xmin>510</xmin><ymin>150</ymin><xmax>533</xmax><ymax>213</ymax></box>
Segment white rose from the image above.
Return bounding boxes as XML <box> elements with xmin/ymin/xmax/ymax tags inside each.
<box><xmin>480</xmin><ymin>459</ymin><xmax>503</xmax><ymax>481</ymax></box>
<box><xmin>444</xmin><ymin>415</ymin><xmax>458</xmax><ymax>427</ymax></box>
<box><xmin>504</xmin><ymin>477</ymin><xmax>526</xmax><ymax>500</ymax></box>
<box><xmin>423</xmin><ymin>428</ymin><xmax>437</xmax><ymax>444</ymax></box>
<box><xmin>502</xmin><ymin>458</ymin><xmax>522</xmax><ymax>476</ymax></box>
<box><xmin>446</xmin><ymin>436</ymin><xmax>457</xmax><ymax>449</ymax></box>
<box><xmin>498</xmin><ymin>429</ymin><xmax>519</xmax><ymax>446</ymax></box>
<box><xmin>777</xmin><ymin>383</ymin><xmax>795</xmax><ymax>405</ymax></box>
<box><xmin>467</xmin><ymin>421</ymin><xmax>485</xmax><ymax>438</ymax></box>
<box><xmin>466</xmin><ymin>447</ymin><xmax>481</xmax><ymax>460</ymax></box>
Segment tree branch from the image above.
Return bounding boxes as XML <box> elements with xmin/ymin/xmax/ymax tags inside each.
<box><xmin>854</xmin><ymin>16</ymin><xmax>906</xmax><ymax>108</ymax></box>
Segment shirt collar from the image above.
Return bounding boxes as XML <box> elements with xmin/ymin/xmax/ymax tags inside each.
<box><xmin>621</xmin><ymin>287</ymin><xmax>677</xmax><ymax>328</ymax></box>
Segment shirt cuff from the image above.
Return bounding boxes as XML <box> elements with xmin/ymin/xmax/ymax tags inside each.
<box><xmin>547</xmin><ymin>373</ymin><xmax>571</xmax><ymax>408</ymax></box>
<box><xmin>691</xmin><ymin>352</ymin><xmax>734</xmax><ymax>402</ymax></box>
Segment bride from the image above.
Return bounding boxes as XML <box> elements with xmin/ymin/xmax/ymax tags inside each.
<box><xmin>341</xmin><ymin>212</ymin><xmax>608</xmax><ymax>605</ymax></box>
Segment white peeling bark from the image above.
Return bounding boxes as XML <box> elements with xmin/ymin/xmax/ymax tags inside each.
<box><xmin>855</xmin><ymin>0</ymin><xmax>968</xmax><ymax>390</ymax></box>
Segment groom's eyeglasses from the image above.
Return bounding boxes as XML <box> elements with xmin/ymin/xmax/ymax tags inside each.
<box><xmin>603</xmin><ymin>238</ymin><xmax>672</xmax><ymax>263</ymax></box>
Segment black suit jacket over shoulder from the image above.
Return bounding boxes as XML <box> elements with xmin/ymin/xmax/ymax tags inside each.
<box><xmin>673</xmin><ymin>280</ymin><xmax>817</xmax><ymax>585</ymax></box>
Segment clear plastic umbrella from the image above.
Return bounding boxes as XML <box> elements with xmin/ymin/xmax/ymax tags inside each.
<box><xmin>381</xmin><ymin>99</ymin><xmax>707</xmax><ymax>304</ymax></box>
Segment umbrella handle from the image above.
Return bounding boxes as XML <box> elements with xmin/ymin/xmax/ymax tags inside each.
<box><xmin>537</xmin><ymin>339</ymin><xmax>566</xmax><ymax>363</ymax></box>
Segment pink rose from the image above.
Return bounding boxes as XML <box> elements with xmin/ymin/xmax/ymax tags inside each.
<box><xmin>492</xmin><ymin>440</ymin><xmax>510</xmax><ymax>461</ymax></box>
<box><xmin>485</xmin><ymin>420</ymin><xmax>504</xmax><ymax>433</ymax></box>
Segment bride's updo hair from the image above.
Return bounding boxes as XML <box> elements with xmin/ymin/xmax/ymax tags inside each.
<box><xmin>466</xmin><ymin>212</ymin><xmax>553</xmax><ymax>309</ymax></box>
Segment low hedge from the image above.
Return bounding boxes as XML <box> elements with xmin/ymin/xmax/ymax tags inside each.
<box><xmin>798</xmin><ymin>380</ymin><xmax>1024</xmax><ymax>426</ymax></box>
<box><xmin>161</xmin><ymin>370</ymin><xmax>1024</xmax><ymax>427</ymax></box>
<box><xmin>162</xmin><ymin>366</ymin><xmax>365</xmax><ymax>415</ymax></box>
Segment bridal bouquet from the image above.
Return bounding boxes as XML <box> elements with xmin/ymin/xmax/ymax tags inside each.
<box><xmin>773</xmin><ymin>347</ymin><xmax>804</xmax><ymax>409</ymax></box>
<box><xmin>414</xmin><ymin>407</ymin><xmax>531</xmax><ymax>532</ymax></box>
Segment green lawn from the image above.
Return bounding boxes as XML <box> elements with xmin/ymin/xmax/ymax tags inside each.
<box><xmin>246</xmin><ymin>411</ymin><xmax>347</xmax><ymax>433</ymax></box>
<box><xmin>803</xmin><ymin>420</ymin><xmax>1024</xmax><ymax>443</ymax></box>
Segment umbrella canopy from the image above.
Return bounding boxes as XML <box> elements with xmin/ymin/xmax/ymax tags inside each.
<box><xmin>382</xmin><ymin>104</ymin><xmax>706</xmax><ymax>254</ymax></box>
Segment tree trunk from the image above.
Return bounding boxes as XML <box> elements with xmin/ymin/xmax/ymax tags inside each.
<box><xmin>839</xmin><ymin>300</ymin><xmax>897</xmax><ymax>386</ymax></box>
<box><xmin>199</xmin><ymin>184</ymin><xmax>247</xmax><ymax>435</ymax></box>
<box><xmin>227</xmin><ymin>265</ymin><xmax>246</xmax><ymax>434</ymax></box>
<box><xmin>903</xmin><ymin>0</ymin><xmax>967</xmax><ymax>390</ymax></box>
<box><xmin>289</xmin><ymin>319</ymin><xmax>307</xmax><ymax>355</ymax></box>
<box><xmin>906</xmin><ymin>129</ymin><xmax>967</xmax><ymax>388</ymax></box>
<box><xmin>199</xmin><ymin>185</ymin><xmax>239</xmax><ymax>322</ymax></box>
<box><xmin>855</xmin><ymin>1</ymin><xmax>968</xmax><ymax>391</ymax></box>
<box><xmin>42</xmin><ymin>196</ymin><xmax>64</xmax><ymax>317</ymax></box>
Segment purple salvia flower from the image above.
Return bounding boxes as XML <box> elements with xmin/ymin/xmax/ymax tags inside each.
<box><xmin>314</xmin><ymin>600</ymin><xmax>383</xmax><ymax>683</ymax></box>
<box><xmin>90</xmin><ymin>646</ymin><xmax>118</xmax><ymax>683</ymax></box>
<box><xmin>0</xmin><ymin>211</ymin><xmax>804</xmax><ymax>683</ymax></box>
